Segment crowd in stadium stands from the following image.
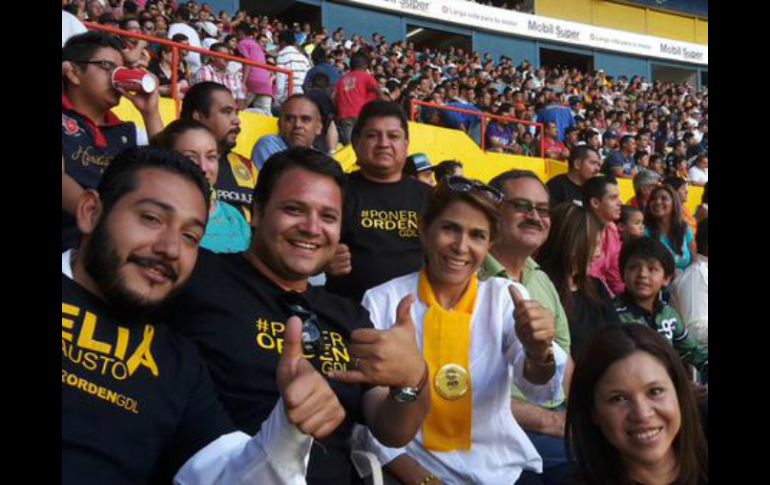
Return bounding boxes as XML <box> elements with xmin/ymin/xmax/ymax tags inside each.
<box><xmin>62</xmin><ymin>2</ymin><xmax>708</xmax><ymax>485</ymax></box>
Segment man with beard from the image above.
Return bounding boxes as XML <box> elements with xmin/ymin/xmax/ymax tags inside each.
<box><xmin>62</xmin><ymin>146</ymin><xmax>345</xmax><ymax>484</ymax></box>
<box><xmin>482</xmin><ymin>170</ymin><xmax>574</xmax><ymax>481</ymax></box>
<box><xmin>250</xmin><ymin>94</ymin><xmax>324</xmax><ymax>170</ymax></box>
<box><xmin>163</xmin><ymin>147</ymin><xmax>430</xmax><ymax>485</ymax></box>
<box><xmin>181</xmin><ymin>82</ymin><xmax>257</xmax><ymax>221</ymax></box>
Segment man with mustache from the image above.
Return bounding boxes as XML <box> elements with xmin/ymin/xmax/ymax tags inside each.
<box><xmin>163</xmin><ymin>147</ymin><xmax>430</xmax><ymax>484</ymax></box>
<box><xmin>250</xmin><ymin>94</ymin><xmax>324</xmax><ymax>170</ymax></box>
<box><xmin>181</xmin><ymin>82</ymin><xmax>257</xmax><ymax>221</ymax></box>
<box><xmin>325</xmin><ymin>101</ymin><xmax>432</xmax><ymax>302</ymax></box>
<box><xmin>62</xmin><ymin>146</ymin><xmax>343</xmax><ymax>484</ymax></box>
<box><xmin>481</xmin><ymin>170</ymin><xmax>575</xmax><ymax>482</ymax></box>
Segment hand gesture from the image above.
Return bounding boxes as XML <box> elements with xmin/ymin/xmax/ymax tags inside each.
<box><xmin>330</xmin><ymin>295</ymin><xmax>425</xmax><ymax>388</ymax></box>
<box><xmin>325</xmin><ymin>243</ymin><xmax>352</xmax><ymax>277</ymax></box>
<box><xmin>277</xmin><ymin>316</ymin><xmax>346</xmax><ymax>439</ymax></box>
<box><xmin>509</xmin><ymin>285</ymin><xmax>555</xmax><ymax>363</ymax></box>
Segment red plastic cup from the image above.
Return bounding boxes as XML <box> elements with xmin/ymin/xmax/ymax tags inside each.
<box><xmin>112</xmin><ymin>67</ymin><xmax>157</xmax><ymax>93</ymax></box>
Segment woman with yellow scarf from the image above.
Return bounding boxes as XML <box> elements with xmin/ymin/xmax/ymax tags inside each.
<box><xmin>355</xmin><ymin>177</ymin><xmax>568</xmax><ymax>485</ymax></box>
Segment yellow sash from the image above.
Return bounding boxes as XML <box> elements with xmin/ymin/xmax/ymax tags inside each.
<box><xmin>418</xmin><ymin>270</ymin><xmax>477</xmax><ymax>451</ymax></box>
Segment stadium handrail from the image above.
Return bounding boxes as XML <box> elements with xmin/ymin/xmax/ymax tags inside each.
<box><xmin>409</xmin><ymin>99</ymin><xmax>545</xmax><ymax>159</ymax></box>
<box><xmin>83</xmin><ymin>22</ymin><xmax>293</xmax><ymax>116</ymax></box>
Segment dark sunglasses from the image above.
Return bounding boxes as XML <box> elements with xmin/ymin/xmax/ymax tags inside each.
<box><xmin>504</xmin><ymin>198</ymin><xmax>550</xmax><ymax>218</ymax></box>
<box><xmin>444</xmin><ymin>175</ymin><xmax>504</xmax><ymax>204</ymax></box>
<box><xmin>278</xmin><ymin>293</ymin><xmax>322</xmax><ymax>356</ymax></box>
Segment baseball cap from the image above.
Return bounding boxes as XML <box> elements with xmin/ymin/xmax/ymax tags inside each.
<box><xmin>406</xmin><ymin>153</ymin><xmax>433</xmax><ymax>174</ymax></box>
<box><xmin>603</xmin><ymin>129</ymin><xmax>619</xmax><ymax>140</ymax></box>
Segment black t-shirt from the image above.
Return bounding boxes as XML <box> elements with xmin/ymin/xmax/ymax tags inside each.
<box><xmin>326</xmin><ymin>171</ymin><xmax>431</xmax><ymax>302</ymax></box>
<box><xmin>215</xmin><ymin>152</ymin><xmax>257</xmax><ymax>221</ymax></box>
<box><xmin>62</xmin><ymin>108</ymin><xmax>138</xmax><ymax>251</ymax></box>
<box><xmin>62</xmin><ymin>274</ymin><xmax>233</xmax><ymax>485</ymax></box>
<box><xmin>163</xmin><ymin>250</ymin><xmax>374</xmax><ymax>485</ymax></box>
<box><xmin>567</xmin><ymin>277</ymin><xmax>621</xmax><ymax>358</ymax></box>
<box><xmin>546</xmin><ymin>173</ymin><xmax>584</xmax><ymax>208</ymax></box>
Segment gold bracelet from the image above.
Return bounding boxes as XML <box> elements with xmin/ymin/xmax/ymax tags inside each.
<box><xmin>418</xmin><ymin>474</ymin><xmax>439</xmax><ymax>485</ymax></box>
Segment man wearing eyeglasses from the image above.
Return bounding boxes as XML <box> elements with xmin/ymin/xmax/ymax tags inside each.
<box><xmin>62</xmin><ymin>31</ymin><xmax>163</xmax><ymax>251</ymax></box>
<box><xmin>163</xmin><ymin>147</ymin><xmax>430</xmax><ymax>485</ymax></box>
<box><xmin>482</xmin><ymin>170</ymin><xmax>575</xmax><ymax>482</ymax></box>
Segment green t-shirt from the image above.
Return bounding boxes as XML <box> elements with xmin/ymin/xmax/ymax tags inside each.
<box><xmin>479</xmin><ymin>254</ymin><xmax>570</xmax><ymax>408</ymax></box>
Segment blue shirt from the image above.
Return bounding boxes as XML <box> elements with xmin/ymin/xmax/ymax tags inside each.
<box><xmin>304</xmin><ymin>63</ymin><xmax>341</xmax><ymax>91</ymax></box>
<box><xmin>441</xmin><ymin>102</ymin><xmax>481</xmax><ymax>130</ymax></box>
<box><xmin>645</xmin><ymin>226</ymin><xmax>695</xmax><ymax>271</ymax></box>
<box><xmin>536</xmin><ymin>103</ymin><xmax>574</xmax><ymax>141</ymax></box>
<box><xmin>251</xmin><ymin>135</ymin><xmax>288</xmax><ymax>170</ymax></box>
<box><xmin>604</xmin><ymin>151</ymin><xmax>636</xmax><ymax>176</ymax></box>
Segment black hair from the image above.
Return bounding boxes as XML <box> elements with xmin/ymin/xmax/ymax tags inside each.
<box><xmin>180</xmin><ymin>81</ymin><xmax>232</xmax><ymax>119</ymax></box>
<box><xmin>568</xmin><ymin>146</ymin><xmax>599</xmax><ymax>169</ymax></box>
<box><xmin>278</xmin><ymin>29</ymin><xmax>295</xmax><ymax>46</ymax></box>
<box><xmin>62</xmin><ymin>31</ymin><xmax>125</xmax><ymax>65</ymax></box>
<box><xmin>253</xmin><ymin>147</ymin><xmax>345</xmax><ymax>211</ymax></box>
<box><xmin>311</xmin><ymin>45</ymin><xmax>328</xmax><ymax>65</ymax></box>
<box><xmin>582</xmin><ymin>175</ymin><xmax>617</xmax><ymax>208</ymax></box>
<box><xmin>433</xmin><ymin>160</ymin><xmax>463</xmax><ymax>183</ymax></box>
<box><xmin>97</xmin><ymin>146</ymin><xmax>210</xmax><ymax>217</ymax></box>
<box><xmin>619</xmin><ymin>236</ymin><xmax>676</xmax><ymax>278</ymax></box>
<box><xmin>619</xmin><ymin>205</ymin><xmax>642</xmax><ymax>225</ymax></box>
<box><xmin>351</xmin><ymin>101</ymin><xmax>409</xmax><ymax>142</ymax></box>
<box><xmin>350</xmin><ymin>51</ymin><xmax>369</xmax><ymax>70</ymax></box>
<box><xmin>619</xmin><ymin>134</ymin><xmax>635</xmax><ymax>147</ymax></box>
<box><xmin>696</xmin><ymin>218</ymin><xmax>707</xmax><ymax>257</ymax></box>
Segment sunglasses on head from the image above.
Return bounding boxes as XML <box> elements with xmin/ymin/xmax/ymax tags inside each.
<box><xmin>278</xmin><ymin>293</ymin><xmax>322</xmax><ymax>356</ymax></box>
<box><xmin>444</xmin><ymin>175</ymin><xmax>504</xmax><ymax>204</ymax></box>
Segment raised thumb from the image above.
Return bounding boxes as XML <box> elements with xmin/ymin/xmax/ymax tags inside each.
<box><xmin>395</xmin><ymin>294</ymin><xmax>416</xmax><ymax>328</ymax></box>
<box><xmin>508</xmin><ymin>284</ymin><xmax>526</xmax><ymax>307</ymax></box>
<box><xmin>278</xmin><ymin>316</ymin><xmax>304</xmax><ymax>381</ymax></box>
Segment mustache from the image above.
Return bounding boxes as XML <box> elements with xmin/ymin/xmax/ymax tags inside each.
<box><xmin>518</xmin><ymin>220</ymin><xmax>544</xmax><ymax>230</ymax></box>
<box><xmin>127</xmin><ymin>255</ymin><xmax>179</xmax><ymax>283</ymax></box>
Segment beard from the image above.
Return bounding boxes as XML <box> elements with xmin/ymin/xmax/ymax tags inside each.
<box><xmin>83</xmin><ymin>218</ymin><xmax>180</xmax><ymax>320</ymax></box>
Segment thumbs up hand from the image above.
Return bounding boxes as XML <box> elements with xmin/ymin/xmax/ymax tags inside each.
<box><xmin>509</xmin><ymin>285</ymin><xmax>556</xmax><ymax>364</ymax></box>
<box><xmin>277</xmin><ymin>316</ymin><xmax>346</xmax><ymax>439</ymax></box>
<box><xmin>325</xmin><ymin>243</ymin><xmax>352</xmax><ymax>277</ymax></box>
<box><xmin>329</xmin><ymin>294</ymin><xmax>426</xmax><ymax>388</ymax></box>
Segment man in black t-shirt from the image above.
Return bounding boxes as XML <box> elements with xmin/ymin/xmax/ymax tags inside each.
<box><xmin>546</xmin><ymin>146</ymin><xmax>602</xmax><ymax>208</ymax></box>
<box><xmin>325</xmin><ymin>100</ymin><xmax>432</xmax><ymax>302</ymax></box>
<box><xmin>164</xmin><ymin>147</ymin><xmax>430</xmax><ymax>485</ymax></box>
<box><xmin>62</xmin><ymin>147</ymin><xmax>337</xmax><ymax>484</ymax></box>
<box><xmin>62</xmin><ymin>32</ymin><xmax>164</xmax><ymax>251</ymax></box>
<box><xmin>180</xmin><ymin>82</ymin><xmax>258</xmax><ymax>221</ymax></box>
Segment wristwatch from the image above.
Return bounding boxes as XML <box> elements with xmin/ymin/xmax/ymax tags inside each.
<box><xmin>389</xmin><ymin>361</ymin><xmax>429</xmax><ymax>403</ymax></box>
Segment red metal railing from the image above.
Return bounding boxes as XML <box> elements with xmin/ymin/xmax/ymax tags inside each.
<box><xmin>410</xmin><ymin>99</ymin><xmax>545</xmax><ymax>159</ymax></box>
<box><xmin>84</xmin><ymin>22</ymin><xmax>293</xmax><ymax>116</ymax></box>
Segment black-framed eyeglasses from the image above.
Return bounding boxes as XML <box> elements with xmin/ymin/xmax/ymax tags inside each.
<box><xmin>444</xmin><ymin>175</ymin><xmax>504</xmax><ymax>204</ymax></box>
<box><xmin>76</xmin><ymin>60</ymin><xmax>120</xmax><ymax>72</ymax></box>
<box><xmin>278</xmin><ymin>293</ymin><xmax>322</xmax><ymax>356</ymax></box>
<box><xmin>504</xmin><ymin>198</ymin><xmax>550</xmax><ymax>218</ymax></box>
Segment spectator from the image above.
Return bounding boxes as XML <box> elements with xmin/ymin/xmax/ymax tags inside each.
<box><xmin>614</xmin><ymin>237</ymin><xmax>708</xmax><ymax>381</ymax></box>
<box><xmin>664</xmin><ymin>176</ymin><xmax>697</xmax><ymax>234</ymax></box>
<box><xmin>325</xmin><ymin>101</ymin><xmax>432</xmax><ymax>302</ymax></box>
<box><xmin>163</xmin><ymin>147</ymin><xmax>430</xmax><ymax>485</ymax></box>
<box><xmin>484</xmin><ymin>170</ymin><xmax>575</xmax><ymax>480</ymax></box>
<box><xmin>644</xmin><ymin>185</ymin><xmax>696</xmax><ymax>273</ymax></box>
<box><xmin>563</xmin><ymin>126</ymin><xmax>580</xmax><ymax>152</ymax></box>
<box><xmin>235</xmin><ymin>23</ymin><xmax>273</xmax><ymax>116</ymax></box>
<box><xmin>584</xmin><ymin>175</ymin><xmax>625</xmax><ymax>296</ymax></box>
<box><xmin>485</xmin><ymin>103</ymin><xmax>518</xmax><ymax>153</ymax></box>
<box><xmin>62</xmin><ymin>32</ymin><xmax>162</xmax><ymax>251</ymax></box>
<box><xmin>362</xmin><ymin>176</ymin><xmax>566</xmax><ymax>485</ymax></box>
<box><xmin>62</xmin><ymin>146</ymin><xmax>329</xmax><ymax>485</ymax></box>
<box><xmin>442</xmin><ymin>85</ymin><xmax>483</xmax><ymax>134</ymax></box>
<box><xmin>603</xmin><ymin>134</ymin><xmax>638</xmax><ymax>179</ymax></box>
<box><xmin>193</xmin><ymin>42</ymin><xmax>247</xmax><ymax>109</ymax></box>
<box><xmin>433</xmin><ymin>159</ymin><xmax>464</xmax><ymax>182</ymax></box>
<box><xmin>536</xmin><ymin>91</ymin><xmax>574</xmax><ymax>142</ymax></box>
<box><xmin>335</xmin><ymin>51</ymin><xmax>386</xmax><ymax>145</ymax></box>
<box><xmin>684</xmin><ymin>131</ymin><xmax>704</xmax><ymax>160</ymax></box>
<box><xmin>665</xmin><ymin>139</ymin><xmax>687</xmax><ymax>173</ymax></box>
<box><xmin>275</xmin><ymin>28</ymin><xmax>311</xmax><ymax>103</ymax></box>
<box><xmin>670</xmin><ymin>218</ymin><xmax>708</xmax><ymax>349</ymax></box>
<box><xmin>565</xmin><ymin>325</ymin><xmax>708</xmax><ymax>485</ymax></box>
<box><xmin>180</xmin><ymin>82</ymin><xmax>256</xmax><ymax>221</ymax></box>
<box><xmin>597</xmin><ymin>129</ymin><xmax>618</xmax><ymax>160</ymax></box>
<box><xmin>250</xmin><ymin>94</ymin><xmax>324</xmax><ymax>170</ymax></box>
<box><xmin>617</xmin><ymin>205</ymin><xmax>645</xmax><ymax>244</ymax></box>
<box><xmin>403</xmin><ymin>153</ymin><xmax>436</xmax><ymax>186</ymax></box>
<box><xmin>628</xmin><ymin>169</ymin><xmax>661</xmax><ymax>212</ymax></box>
<box><xmin>547</xmin><ymin>146</ymin><xmax>601</xmax><ymax>207</ymax></box>
<box><xmin>649</xmin><ymin>153</ymin><xmax>666</xmax><ymax>176</ymax></box>
<box><xmin>537</xmin><ymin>203</ymin><xmax>621</xmax><ymax>357</ymax></box>
<box><xmin>148</xmin><ymin>42</ymin><xmax>190</xmax><ymax>97</ymax></box>
<box><xmin>694</xmin><ymin>182</ymin><xmax>708</xmax><ymax>224</ymax></box>
<box><xmin>152</xmin><ymin>119</ymin><xmax>251</xmax><ymax>253</ymax></box>
<box><xmin>542</xmin><ymin>122</ymin><xmax>569</xmax><ymax>161</ymax></box>
<box><xmin>669</xmin><ymin>155</ymin><xmax>690</xmax><ymax>181</ymax></box>
<box><xmin>119</xmin><ymin>17</ymin><xmax>151</xmax><ymax>69</ymax></box>
<box><xmin>688</xmin><ymin>153</ymin><xmax>708</xmax><ymax>186</ymax></box>
<box><xmin>168</xmin><ymin>5</ymin><xmax>203</xmax><ymax>74</ymax></box>
<box><xmin>303</xmin><ymin>44</ymin><xmax>342</xmax><ymax>92</ymax></box>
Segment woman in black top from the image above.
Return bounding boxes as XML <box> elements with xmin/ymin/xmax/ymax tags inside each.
<box><xmin>536</xmin><ymin>202</ymin><xmax>620</xmax><ymax>357</ymax></box>
<box><xmin>148</xmin><ymin>44</ymin><xmax>190</xmax><ymax>97</ymax></box>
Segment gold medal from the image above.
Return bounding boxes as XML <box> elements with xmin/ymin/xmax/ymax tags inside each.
<box><xmin>434</xmin><ymin>364</ymin><xmax>470</xmax><ymax>401</ymax></box>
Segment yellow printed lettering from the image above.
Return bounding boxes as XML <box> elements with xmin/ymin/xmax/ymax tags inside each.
<box><xmin>373</xmin><ymin>219</ymin><xmax>385</xmax><ymax>229</ymax></box>
<box><xmin>82</xmin><ymin>351</ymin><xmax>98</xmax><ymax>372</ymax></box>
<box><xmin>125</xmin><ymin>325</ymin><xmax>159</xmax><ymax>377</ymax></box>
<box><xmin>111</xmin><ymin>361</ymin><xmax>128</xmax><ymax>380</ymax></box>
<box><xmin>77</xmin><ymin>311</ymin><xmax>112</xmax><ymax>354</ymax></box>
<box><xmin>114</xmin><ymin>326</ymin><xmax>130</xmax><ymax>360</ymax></box>
<box><xmin>270</xmin><ymin>321</ymin><xmax>285</xmax><ymax>336</ymax></box>
<box><xmin>62</xmin><ymin>304</ymin><xmax>79</xmax><ymax>342</ymax></box>
<box><xmin>66</xmin><ymin>374</ymin><xmax>78</xmax><ymax>386</ymax></box>
<box><xmin>331</xmin><ymin>345</ymin><xmax>350</xmax><ymax>363</ymax></box>
<box><xmin>361</xmin><ymin>217</ymin><xmax>373</xmax><ymax>228</ymax></box>
<box><xmin>257</xmin><ymin>332</ymin><xmax>275</xmax><ymax>350</ymax></box>
<box><xmin>329</xmin><ymin>332</ymin><xmax>344</xmax><ymax>348</ymax></box>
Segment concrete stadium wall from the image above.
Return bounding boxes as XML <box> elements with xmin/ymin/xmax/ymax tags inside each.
<box><xmin>322</xmin><ymin>1</ymin><xmax>403</xmax><ymax>43</ymax></box>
